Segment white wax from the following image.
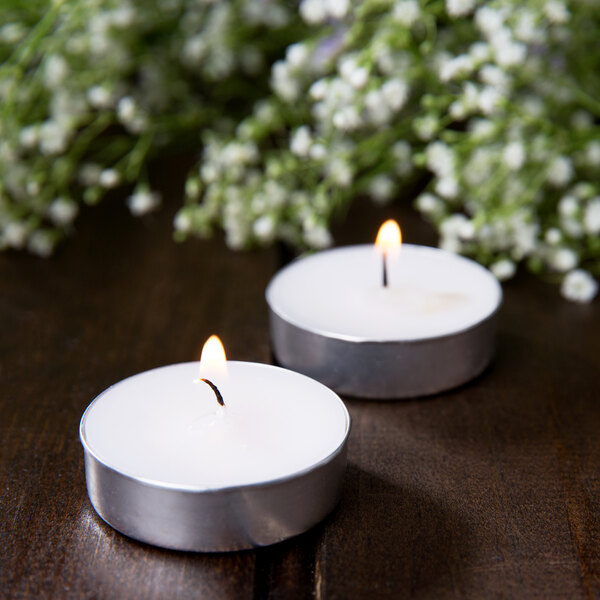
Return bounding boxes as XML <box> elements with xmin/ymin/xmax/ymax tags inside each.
<box><xmin>81</xmin><ymin>362</ymin><xmax>349</xmax><ymax>490</ymax></box>
<box><xmin>266</xmin><ymin>244</ymin><xmax>502</xmax><ymax>341</ymax></box>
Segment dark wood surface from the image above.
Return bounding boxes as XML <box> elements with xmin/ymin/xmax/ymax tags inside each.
<box><xmin>2</xmin><ymin>160</ymin><xmax>600</xmax><ymax>599</ymax></box>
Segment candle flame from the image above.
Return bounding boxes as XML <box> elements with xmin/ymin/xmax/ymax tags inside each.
<box><xmin>199</xmin><ymin>334</ymin><xmax>227</xmax><ymax>379</ymax></box>
<box><xmin>375</xmin><ymin>219</ymin><xmax>402</xmax><ymax>250</ymax></box>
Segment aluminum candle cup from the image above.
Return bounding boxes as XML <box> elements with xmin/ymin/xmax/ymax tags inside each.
<box><xmin>80</xmin><ymin>360</ymin><xmax>350</xmax><ymax>552</ymax></box>
<box><xmin>266</xmin><ymin>243</ymin><xmax>502</xmax><ymax>399</ymax></box>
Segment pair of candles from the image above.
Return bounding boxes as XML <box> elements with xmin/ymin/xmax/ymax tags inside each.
<box><xmin>80</xmin><ymin>221</ymin><xmax>501</xmax><ymax>552</ymax></box>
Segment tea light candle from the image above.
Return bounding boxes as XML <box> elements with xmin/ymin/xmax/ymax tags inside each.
<box><xmin>80</xmin><ymin>336</ymin><xmax>350</xmax><ymax>552</ymax></box>
<box><xmin>266</xmin><ymin>220</ymin><xmax>502</xmax><ymax>398</ymax></box>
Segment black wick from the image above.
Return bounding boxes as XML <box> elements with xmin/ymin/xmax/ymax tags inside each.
<box><xmin>200</xmin><ymin>378</ymin><xmax>225</xmax><ymax>406</ymax></box>
<box><xmin>382</xmin><ymin>251</ymin><xmax>388</xmax><ymax>288</ymax></box>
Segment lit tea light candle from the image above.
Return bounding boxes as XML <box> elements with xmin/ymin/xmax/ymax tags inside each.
<box><xmin>80</xmin><ymin>336</ymin><xmax>350</xmax><ymax>552</ymax></box>
<box><xmin>266</xmin><ymin>220</ymin><xmax>502</xmax><ymax>398</ymax></box>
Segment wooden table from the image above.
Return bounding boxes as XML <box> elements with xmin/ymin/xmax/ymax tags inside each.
<box><xmin>2</xmin><ymin>162</ymin><xmax>600</xmax><ymax>599</ymax></box>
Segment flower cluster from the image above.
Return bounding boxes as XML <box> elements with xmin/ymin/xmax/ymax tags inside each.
<box><xmin>0</xmin><ymin>0</ymin><xmax>298</xmax><ymax>255</ymax></box>
<box><xmin>178</xmin><ymin>0</ymin><xmax>600</xmax><ymax>302</ymax></box>
<box><xmin>2</xmin><ymin>0</ymin><xmax>599</xmax><ymax>302</ymax></box>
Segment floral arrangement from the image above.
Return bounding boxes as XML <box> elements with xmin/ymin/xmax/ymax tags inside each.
<box><xmin>2</xmin><ymin>0</ymin><xmax>599</xmax><ymax>302</ymax></box>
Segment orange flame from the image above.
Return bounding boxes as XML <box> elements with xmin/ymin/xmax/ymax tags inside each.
<box><xmin>199</xmin><ymin>335</ymin><xmax>227</xmax><ymax>378</ymax></box>
<box><xmin>375</xmin><ymin>219</ymin><xmax>402</xmax><ymax>250</ymax></box>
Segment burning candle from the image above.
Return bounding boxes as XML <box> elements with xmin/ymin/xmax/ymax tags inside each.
<box><xmin>80</xmin><ymin>336</ymin><xmax>350</xmax><ymax>552</ymax></box>
<box><xmin>266</xmin><ymin>220</ymin><xmax>502</xmax><ymax>398</ymax></box>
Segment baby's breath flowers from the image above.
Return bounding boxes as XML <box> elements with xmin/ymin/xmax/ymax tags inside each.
<box><xmin>1</xmin><ymin>0</ymin><xmax>599</xmax><ymax>302</ymax></box>
<box><xmin>0</xmin><ymin>0</ymin><xmax>298</xmax><ymax>255</ymax></box>
<box><xmin>178</xmin><ymin>0</ymin><xmax>600</xmax><ymax>302</ymax></box>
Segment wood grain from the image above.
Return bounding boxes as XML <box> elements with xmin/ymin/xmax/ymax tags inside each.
<box><xmin>1</xmin><ymin>163</ymin><xmax>599</xmax><ymax>599</ymax></box>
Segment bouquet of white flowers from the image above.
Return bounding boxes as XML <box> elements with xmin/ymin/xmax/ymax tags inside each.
<box><xmin>2</xmin><ymin>0</ymin><xmax>599</xmax><ymax>302</ymax></box>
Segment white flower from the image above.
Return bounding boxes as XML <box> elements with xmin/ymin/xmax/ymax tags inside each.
<box><xmin>326</xmin><ymin>0</ymin><xmax>349</xmax><ymax>19</ymax></box>
<box><xmin>303</xmin><ymin>219</ymin><xmax>332</xmax><ymax>248</ymax></box>
<box><xmin>43</xmin><ymin>55</ymin><xmax>69</xmax><ymax>89</ymax></box>
<box><xmin>174</xmin><ymin>211</ymin><xmax>192</xmax><ymax>233</ymax></box>
<box><xmin>558</xmin><ymin>195</ymin><xmax>579</xmax><ymax>217</ymax></box>
<box><xmin>584</xmin><ymin>197</ymin><xmax>600</xmax><ymax>234</ymax></box>
<box><xmin>333</xmin><ymin>105</ymin><xmax>361</xmax><ymax>130</ymax></box>
<box><xmin>585</xmin><ymin>141</ymin><xmax>600</xmax><ymax>167</ymax></box>
<box><xmin>561</xmin><ymin>270</ymin><xmax>598</xmax><ymax>303</ymax></box>
<box><xmin>364</xmin><ymin>89</ymin><xmax>392</xmax><ymax>125</ymax></box>
<box><xmin>271</xmin><ymin>61</ymin><xmax>300</xmax><ymax>101</ymax></box>
<box><xmin>117</xmin><ymin>96</ymin><xmax>137</xmax><ymax>124</ymax></box>
<box><xmin>299</xmin><ymin>0</ymin><xmax>328</xmax><ymax>23</ymax></box>
<box><xmin>426</xmin><ymin>142</ymin><xmax>455</xmax><ymax>177</ymax></box>
<box><xmin>416</xmin><ymin>192</ymin><xmax>444</xmax><ymax>216</ymax></box>
<box><xmin>475</xmin><ymin>7</ymin><xmax>503</xmax><ymax>36</ymax></box>
<box><xmin>127</xmin><ymin>189</ymin><xmax>161</xmax><ymax>216</ymax></box>
<box><xmin>469</xmin><ymin>42</ymin><xmax>491</xmax><ymax>63</ymax></box>
<box><xmin>328</xmin><ymin>158</ymin><xmax>353</xmax><ymax>186</ymax></box>
<box><xmin>309</xmin><ymin>79</ymin><xmax>329</xmax><ymax>100</ymax></box>
<box><xmin>478</xmin><ymin>86</ymin><xmax>503</xmax><ymax>115</ymax></box>
<box><xmin>309</xmin><ymin>143</ymin><xmax>327</xmax><ymax>160</ymax></box>
<box><xmin>3</xmin><ymin>222</ymin><xmax>28</xmax><ymax>249</ymax></box>
<box><xmin>492</xmin><ymin>34</ymin><xmax>527</xmax><ymax>68</ymax></box>
<box><xmin>19</xmin><ymin>125</ymin><xmax>39</xmax><ymax>149</ymax></box>
<box><xmin>514</xmin><ymin>10</ymin><xmax>545</xmax><ymax>44</ymax></box>
<box><xmin>551</xmin><ymin>247</ymin><xmax>578</xmax><ymax>272</ymax></box>
<box><xmin>490</xmin><ymin>259</ymin><xmax>516</xmax><ymax>281</ymax></box>
<box><xmin>392</xmin><ymin>0</ymin><xmax>421</xmax><ymax>26</ymax></box>
<box><xmin>441</xmin><ymin>214</ymin><xmax>472</xmax><ymax>239</ymax></box>
<box><xmin>545</xmin><ymin>228</ymin><xmax>562</xmax><ymax>245</ymax></box>
<box><xmin>440</xmin><ymin>54</ymin><xmax>474</xmax><ymax>82</ymax></box>
<box><xmin>290</xmin><ymin>126</ymin><xmax>313</xmax><ymax>157</ymax></box>
<box><xmin>414</xmin><ymin>115</ymin><xmax>438</xmax><ymax>140</ymax></box>
<box><xmin>479</xmin><ymin>65</ymin><xmax>510</xmax><ymax>90</ymax></box>
<box><xmin>87</xmin><ymin>85</ymin><xmax>112</xmax><ymax>109</ymax></box>
<box><xmin>369</xmin><ymin>175</ymin><xmax>395</xmax><ymax>205</ymax></box>
<box><xmin>503</xmin><ymin>142</ymin><xmax>525</xmax><ymax>171</ymax></box>
<box><xmin>48</xmin><ymin>198</ymin><xmax>78</xmax><ymax>226</ymax></box>
<box><xmin>547</xmin><ymin>156</ymin><xmax>573</xmax><ymax>187</ymax></box>
<box><xmin>544</xmin><ymin>1</ymin><xmax>569</xmax><ymax>24</ymax></box>
<box><xmin>253</xmin><ymin>215</ymin><xmax>276</xmax><ymax>242</ymax></box>
<box><xmin>286</xmin><ymin>44</ymin><xmax>310</xmax><ymax>69</ymax></box>
<box><xmin>339</xmin><ymin>56</ymin><xmax>368</xmax><ymax>89</ymax></box>
<box><xmin>435</xmin><ymin>176</ymin><xmax>459</xmax><ymax>199</ymax></box>
<box><xmin>39</xmin><ymin>120</ymin><xmax>70</xmax><ymax>156</ymax></box>
<box><xmin>381</xmin><ymin>78</ymin><xmax>409</xmax><ymax>111</ymax></box>
<box><xmin>98</xmin><ymin>169</ymin><xmax>120</xmax><ymax>189</ymax></box>
<box><xmin>446</xmin><ymin>0</ymin><xmax>476</xmax><ymax>18</ymax></box>
<box><xmin>28</xmin><ymin>231</ymin><xmax>55</xmax><ymax>257</ymax></box>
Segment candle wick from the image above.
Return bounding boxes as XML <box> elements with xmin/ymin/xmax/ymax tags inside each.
<box><xmin>382</xmin><ymin>251</ymin><xmax>388</xmax><ymax>288</ymax></box>
<box><xmin>200</xmin><ymin>378</ymin><xmax>225</xmax><ymax>407</ymax></box>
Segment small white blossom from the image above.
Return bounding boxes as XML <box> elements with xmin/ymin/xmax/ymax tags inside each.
<box><xmin>253</xmin><ymin>215</ymin><xmax>276</xmax><ymax>242</ymax></box>
<box><xmin>469</xmin><ymin>42</ymin><xmax>491</xmax><ymax>63</ymax></box>
<box><xmin>416</xmin><ymin>192</ymin><xmax>444</xmax><ymax>216</ymax></box>
<box><xmin>309</xmin><ymin>79</ymin><xmax>329</xmax><ymax>101</ymax></box>
<box><xmin>544</xmin><ymin>1</ymin><xmax>570</xmax><ymax>24</ymax></box>
<box><xmin>19</xmin><ymin>126</ymin><xmax>39</xmax><ymax>149</ymax></box>
<box><xmin>117</xmin><ymin>96</ymin><xmax>137</xmax><ymax>124</ymax></box>
<box><xmin>39</xmin><ymin>120</ymin><xmax>70</xmax><ymax>156</ymax></box>
<box><xmin>490</xmin><ymin>259</ymin><xmax>516</xmax><ymax>281</ymax></box>
<box><xmin>503</xmin><ymin>142</ymin><xmax>525</xmax><ymax>171</ymax></box>
<box><xmin>446</xmin><ymin>0</ymin><xmax>476</xmax><ymax>18</ymax></box>
<box><xmin>87</xmin><ymin>85</ymin><xmax>112</xmax><ymax>109</ymax></box>
<box><xmin>584</xmin><ymin>197</ymin><xmax>600</xmax><ymax>234</ymax></box>
<box><xmin>326</xmin><ymin>0</ymin><xmax>349</xmax><ymax>19</ymax></box>
<box><xmin>271</xmin><ymin>61</ymin><xmax>300</xmax><ymax>101</ymax></box>
<box><xmin>545</xmin><ymin>228</ymin><xmax>562</xmax><ymax>245</ymax></box>
<box><xmin>414</xmin><ymin>115</ymin><xmax>438</xmax><ymax>140</ymax></box>
<box><xmin>43</xmin><ymin>55</ymin><xmax>69</xmax><ymax>89</ymax></box>
<box><xmin>584</xmin><ymin>141</ymin><xmax>600</xmax><ymax>167</ymax></box>
<box><xmin>547</xmin><ymin>156</ymin><xmax>573</xmax><ymax>187</ymax></box>
<box><xmin>3</xmin><ymin>222</ymin><xmax>29</xmax><ymax>249</ymax></box>
<box><xmin>381</xmin><ymin>78</ymin><xmax>409</xmax><ymax>111</ymax></box>
<box><xmin>551</xmin><ymin>247</ymin><xmax>578</xmax><ymax>272</ymax></box>
<box><xmin>475</xmin><ymin>7</ymin><xmax>504</xmax><ymax>36</ymax></box>
<box><xmin>299</xmin><ymin>0</ymin><xmax>328</xmax><ymax>24</ymax></box>
<box><xmin>369</xmin><ymin>175</ymin><xmax>395</xmax><ymax>205</ymax></box>
<box><xmin>79</xmin><ymin>163</ymin><xmax>102</xmax><ymax>186</ymax></box>
<box><xmin>393</xmin><ymin>141</ymin><xmax>412</xmax><ymax>175</ymax></box>
<box><xmin>478</xmin><ymin>86</ymin><xmax>503</xmax><ymax>115</ymax></box>
<box><xmin>426</xmin><ymin>142</ymin><xmax>455</xmax><ymax>177</ymax></box>
<box><xmin>392</xmin><ymin>0</ymin><xmax>421</xmax><ymax>26</ymax></box>
<box><xmin>28</xmin><ymin>231</ymin><xmax>55</xmax><ymax>257</ymax></box>
<box><xmin>286</xmin><ymin>43</ymin><xmax>310</xmax><ymax>69</ymax></box>
<box><xmin>561</xmin><ymin>270</ymin><xmax>598</xmax><ymax>303</ymax></box>
<box><xmin>440</xmin><ymin>54</ymin><xmax>474</xmax><ymax>82</ymax></box>
<box><xmin>333</xmin><ymin>105</ymin><xmax>361</xmax><ymax>130</ymax></box>
<box><xmin>303</xmin><ymin>219</ymin><xmax>332</xmax><ymax>248</ymax></box>
<box><xmin>328</xmin><ymin>158</ymin><xmax>353</xmax><ymax>186</ymax></box>
<box><xmin>98</xmin><ymin>169</ymin><xmax>120</xmax><ymax>189</ymax></box>
<box><xmin>435</xmin><ymin>176</ymin><xmax>459</xmax><ymax>199</ymax></box>
<box><xmin>48</xmin><ymin>198</ymin><xmax>78</xmax><ymax>226</ymax></box>
<box><xmin>290</xmin><ymin>126</ymin><xmax>313</xmax><ymax>157</ymax></box>
<box><xmin>559</xmin><ymin>195</ymin><xmax>579</xmax><ymax>217</ymax></box>
<box><xmin>174</xmin><ymin>211</ymin><xmax>192</xmax><ymax>233</ymax></box>
<box><xmin>127</xmin><ymin>188</ymin><xmax>161</xmax><ymax>216</ymax></box>
<box><xmin>309</xmin><ymin>143</ymin><xmax>327</xmax><ymax>160</ymax></box>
